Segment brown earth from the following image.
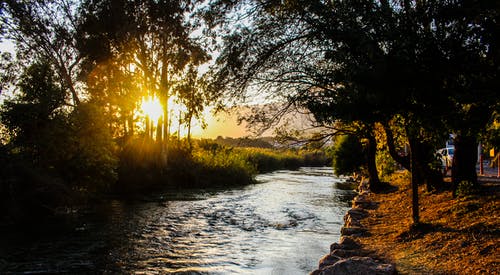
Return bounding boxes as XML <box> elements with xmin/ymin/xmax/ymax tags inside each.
<box><xmin>353</xmin><ymin>172</ymin><xmax>500</xmax><ymax>275</ymax></box>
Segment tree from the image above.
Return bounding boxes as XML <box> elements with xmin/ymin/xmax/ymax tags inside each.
<box><xmin>78</xmin><ymin>0</ymin><xmax>209</xmax><ymax>146</ymax></box>
<box><xmin>1</xmin><ymin>59</ymin><xmax>117</xmax><ymax>186</ymax></box>
<box><xmin>2</xmin><ymin>0</ymin><xmax>84</xmax><ymax>106</ymax></box>
<box><xmin>207</xmin><ymin>0</ymin><xmax>499</xmax><ymax>224</ymax></box>
<box><xmin>176</xmin><ymin>65</ymin><xmax>208</xmax><ymax>148</ymax></box>
<box><xmin>0</xmin><ymin>60</ymin><xmax>66</xmax><ymax>166</ymax></box>
<box><xmin>332</xmin><ymin>134</ymin><xmax>365</xmax><ymax>177</ymax></box>
<box><xmin>440</xmin><ymin>2</ymin><xmax>500</xmax><ymax>193</ymax></box>
<box><xmin>62</xmin><ymin>102</ymin><xmax>118</xmax><ymax>191</ymax></box>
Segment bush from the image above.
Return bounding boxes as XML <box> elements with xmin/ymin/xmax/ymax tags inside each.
<box><xmin>193</xmin><ymin>146</ymin><xmax>257</xmax><ymax>186</ymax></box>
<box><xmin>376</xmin><ymin>149</ymin><xmax>397</xmax><ymax>180</ymax></box>
<box><xmin>63</xmin><ymin>103</ymin><xmax>118</xmax><ymax>192</ymax></box>
<box><xmin>332</xmin><ymin>135</ymin><xmax>365</xmax><ymax>176</ymax></box>
<box><xmin>455</xmin><ymin>180</ymin><xmax>479</xmax><ymax>197</ymax></box>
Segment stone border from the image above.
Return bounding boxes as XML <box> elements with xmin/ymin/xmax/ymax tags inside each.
<box><xmin>310</xmin><ymin>179</ymin><xmax>395</xmax><ymax>275</ymax></box>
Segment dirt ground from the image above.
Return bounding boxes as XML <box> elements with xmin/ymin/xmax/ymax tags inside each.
<box><xmin>354</xmin><ymin>172</ymin><xmax>500</xmax><ymax>274</ymax></box>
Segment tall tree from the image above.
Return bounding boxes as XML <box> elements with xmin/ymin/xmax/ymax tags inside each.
<box><xmin>207</xmin><ymin>0</ymin><xmax>499</xmax><ymax>223</ymax></box>
<box><xmin>78</xmin><ymin>0</ymin><xmax>209</xmax><ymax>145</ymax></box>
<box><xmin>440</xmin><ymin>1</ymin><xmax>500</xmax><ymax>192</ymax></box>
<box><xmin>2</xmin><ymin>0</ymin><xmax>84</xmax><ymax>106</ymax></box>
<box><xmin>176</xmin><ymin>65</ymin><xmax>208</xmax><ymax>148</ymax></box>
<box><xmin>0</xmin><ymin>61</ymin><xmax>66</xmax><ymax>166</ymax></box>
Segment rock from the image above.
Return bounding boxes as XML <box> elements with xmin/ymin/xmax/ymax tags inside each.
<box><xmin>358</xmin><ymin>179</ymin><xmax>370</xmax><ymax>192</ymax></box>
<box><xmin>358</xmin><ymin>190</ymin><xmax>370</xmax><ymax>196</ymax></box>
<box><xmin>345</xmin><ymin>214</ymin><xmax>362</xmax><ymax>227</ymax></box>
<box><xmin>331</xmin><ymin>249</ymin><xmax>367</xmax><ymax>258</ymax></box>
<box><xmin>341</xmin><ymin>226</ymin><xmax>367</xmax><ymax>236</ymax></box>
<box><xmin>344</xmin><ymin>208</ymin><xmax>368</xmax><ymax>221</ymax></box>
<box><xmin>330</xmin><ymin>242</ymin><xmax>342</xmax><ymax>251</ymax></box>
<box><xmin>352</xmin><ymin>195</ymin><xmax>377</xmax><ymax>209</ymax></box>
<box><xmin>319</xmin><ymin>256</ymin><xmax>396</xmax><ymax>275</ymax></box>
<box><xmin>352</xmin><ymin>198</ymin><xmax>378</xmax><ymax>209</ymax></box>
<box><xmin>339</xmin><ymin>236</ymin><xmax>362</xmax><ymax>250</ymax></box>
<box><xmin>318</xmin><ymin>253</ymin><xmax>342</xmax><ymax>269</ymax></box>
<box><xmin>330</xmin><ymin>236</ymin><xmax>362</xmax><ymax>251</ymax></box>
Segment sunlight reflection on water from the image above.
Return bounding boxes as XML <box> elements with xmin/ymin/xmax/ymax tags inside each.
<box><xmin>0</xmin><ymin>167</ymin><xmax>355</xmax><ymax>274</ymax></box>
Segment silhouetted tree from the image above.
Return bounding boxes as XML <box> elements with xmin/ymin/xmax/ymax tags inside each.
<box><xmin>2</xmin><ymin>0</ymin><xmax>84</xmax><ymax>105</ymax></box>
<box><xmin>0</xmin><ymin>61</ymin><xmax>66</xmax><ymax>166</ymax></box>
<box><xmin>207</xmin><ymin>0</ymin><xmax>499</xmax><ymax>224</ymax></box>
<box><xmin>176</xmin><ymin>66</ymin><xmax>208</xmax><ymax>148</ymax></box>
<box><xmin>332</xmin><ymin>134</ymin><xmax>365</xmax><ymax>177</ymax></box>
<box><xmin>78</xmin><ymin>0</ymin><xmax>209</xmax><ymax>146</ymax></box>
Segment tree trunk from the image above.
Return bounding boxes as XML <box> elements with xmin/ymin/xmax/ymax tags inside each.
<box><xmin>452</xmin><ymin>134</ymin><xmax>478</xmax><ymax>195</ymax></box>
<box><xmin>366</xmin><ymin>132</ymin><xmax>381</xmax><ymax>191</ymax></box>
<box><xmin>156</xmin><ymin>116</ymin><xmax>163</xmax><ymax>143</ymax></box>
<box><xmin>145</xmin><ymin>116</ymin><xmax>150</xmax><ymax>139</ymax></box>
<box><xmin>178</xmin><ymin>110</ymin><xmax>182</xmax><ymax>141</ymax></box>
<box><xmin>187</xmin><ymin>114</ymin><xmax>192</xmax><ymax>151</ymax></box>
<box><xmin>162</xmin><ymin>102</ymin><xmax>169</xmax><ymax>167</ymax></box>
<box><xmin>128</xmin><ymin>115</ymin><xmax>134</xmax><ymax>136</ymax></box>
<box><xmin>411</xmin><ymin>138</ymin><xmax>444</xmax><ymax>192</ymax></box>
<box><xmin>409</xmin><ymin>137</ymin><xmax>420</xmax><ymax>225</ymax></box>
<box><xmin>383</xmin><ymin>123</ymin><xmax>410</xmax><ymax>170</ymax></box>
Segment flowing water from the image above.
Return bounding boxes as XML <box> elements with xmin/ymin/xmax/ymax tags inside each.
<box><xmin>0</xmin><ymin>167</ymin><xmax>355</xmax><ymax>274</ymax></box>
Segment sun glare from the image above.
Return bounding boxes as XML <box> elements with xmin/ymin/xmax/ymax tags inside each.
<box><xmin>137</xmin><ymin>95</ymin><xmax>247</xmax><ymax>139</ymax></box>
<box><xmin>140</xmin><ymin>96</ymin><xmax>163</xmax><ymax>124</ymax></box>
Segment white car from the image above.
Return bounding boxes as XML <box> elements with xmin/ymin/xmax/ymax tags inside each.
<box><xmin>437</xmin><ymin>147</ymin><xmax>454</xmax><ymax>173</ymax></box>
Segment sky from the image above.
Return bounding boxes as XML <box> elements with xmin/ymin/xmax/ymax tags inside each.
<box><xmin>0</xmin><ymin>35</ymin><xmax>309</xmax><ymax>140</ymax></box>
<box><xmin>1</xmin><ymin>34</ymin><xmax>253</xmax><ymax>139</ymax></box>
<box><xmin>0</xmin><ymin>40</ymin><xmax>15</xmax><ymax>104</ymax></box>
<box><xmin>192</xmin><ymin>110</ymin><xmax>249</xmax><ymax>138</ymax></box>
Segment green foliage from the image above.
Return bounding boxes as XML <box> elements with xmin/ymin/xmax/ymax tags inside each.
<box><xmin>117</xmin><ymin>139</ymin><xmax>257</xmax><ymax>190</ymax></box>
<box><xmin>332</xmin><ymin>135</ymin><xmax>365</xmax><ymax>176</ymax></box>
<box><xmin>62</xmin><ymin>103</ymin><xmax>118</xmax><ymax>191</ymax></box>
<box><xmin>376</xmin><ymin>149</ymin><xmax>397</xmax><ymax>181</ymax></box>
<box><xmin>192</xmin><ymin>144</ymin><xmax>257</xmax><ymax>186</ymax></box>
<box><xmin>0</xmin><ymin>62</ymin><xmax>118</xmax><ymax>220</ymax></box>
<box><xmin>455</xmin><ymin>181</ymin><xmax>479</xmax><ymax>198</ymax></box>
<box><xmin>117</xmin><ymin>139</ymin><xmax>331</xmax><ymax>191</ymax></box>
<box><xmin>451</xmin><ymin>200</ymin><xmax>481</xmax><ymax>217</ymax></box>
<box><xmin>0</xmin><ymin>61</ymin><xmax>66</xmax><ymax>153</ymax></box>
<box><xmin>117</xmin><ymin>136</ymin><xmax>167</xmax><ymax>192</ymax></box>
<box><xmin>240</xmin><ymin>148</ymin><xmax>294</xmax><ymax>172</ymax></box>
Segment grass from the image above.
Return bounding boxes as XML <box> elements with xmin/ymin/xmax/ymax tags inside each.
<box><xmin>116</xmin><ymin>138</ymin><xmax>332</xmax><ymax>192</ymax></box>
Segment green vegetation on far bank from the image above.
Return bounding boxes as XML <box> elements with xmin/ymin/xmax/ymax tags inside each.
<box><xmin>118</xmin><ymin>138</ymin><xmax>331</xmax><ymax>192</ymax></box>
<box><xmin>0</xmin><ymin>133</ymin><xmax>331</xmax><ymax>223</ymax></box>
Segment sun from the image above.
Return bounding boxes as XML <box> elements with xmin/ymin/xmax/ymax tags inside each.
<box><xmin>140</xmin><ymin>96</ymin><xmax>163</xmax><ymax>124</ymax></box>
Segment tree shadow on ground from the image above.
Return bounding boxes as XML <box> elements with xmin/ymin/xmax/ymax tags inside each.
<box><xmin>371</xmin><ymin>182</ymin><xmax>399</xmax><ymax>194</ymax></box>
<box><xmin>396</xmin><ymin>221</ymin><xmax>500</xmax><ymax>243</ymax></box>
<box><xmin>396</xmin><ymin>222</ymin><xmax>457</xmax><ymax>242</ymax></box>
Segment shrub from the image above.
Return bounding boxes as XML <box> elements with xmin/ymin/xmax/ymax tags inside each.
<box><xmin>192</xmin><ymin>144</ymin><xmax>257</xmax><ymax>186</ymax></box>
<box><xmin>455</xmin><ymin>180</ymin><xmax>479</xmax><ymax>197</ymax></box>
<box><xmin>376</xmin><ymin>149</ymin><xmax>397</xmax><ymax>180</ymax></box>
<box><xmin>332</xmin><ymin>135</ymin><xmax>365</xmax><ymax>176</ymax></box>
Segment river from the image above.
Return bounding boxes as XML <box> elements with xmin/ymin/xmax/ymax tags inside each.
<box><xmin>0</xmin><ymin>167</ymin><xmax>355</xmax><ymax>274</ymax></box>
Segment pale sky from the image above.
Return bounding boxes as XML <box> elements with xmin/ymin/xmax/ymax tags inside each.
<box><xmin>192</xmin><ymin>111</ymin><xmax>249</xmax><ymax>138</ymax></box>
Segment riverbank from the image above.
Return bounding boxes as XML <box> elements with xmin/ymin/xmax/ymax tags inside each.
<box><xmin>355</xmin><ymin>172</ymin><xmax>499</xmax><ymax>274</ymax></box>
<box><xmin>313</xmin><ymin>172</ymin><xmax>499</xmax><ymax>274</ymax></box>
<box><xmin>310</xmin><ymin>173</ymin><xmax>500</xmax><ymax>274</ymax></box>
<box><xmin>311</xmin><ymin>178</ymin><xmax>395</xmax><ymax>274</ymax></box>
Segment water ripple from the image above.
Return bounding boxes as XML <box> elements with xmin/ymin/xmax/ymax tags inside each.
<box><xmin>0</xmin><ymin>167</ymin><xmax>355</xmax><ymax>274</ymax></box>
